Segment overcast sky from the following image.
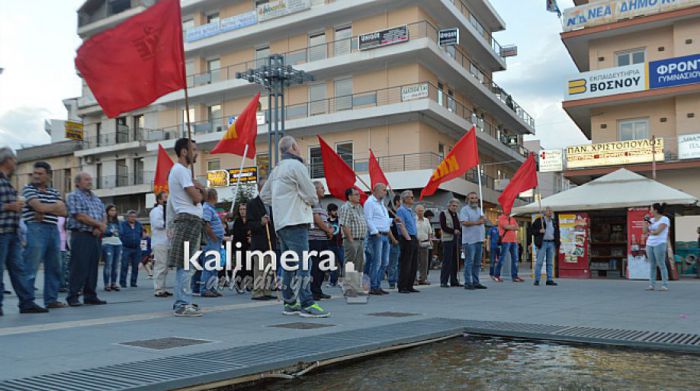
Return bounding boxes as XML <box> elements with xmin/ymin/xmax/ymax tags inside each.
<box><xmin>0</xmin><ymin>0</ymin><xmax>589</xmax><ymax>151</ymax></box>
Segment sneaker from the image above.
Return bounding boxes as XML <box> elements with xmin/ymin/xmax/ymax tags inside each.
<box><xmin>201</xmin><ymin>291</ymin><xmax>218</xmax><ymax>298</ymax></box>
<box><xmin>660</xmin><ymin>286</ymin><xmax>669</xmax><ymax>291</ymax></box>
<box><xmin>282</xmin><ymin>303</ymin><xmax>301</xmax><ymax>316</ymax></box>
<box><xmin>534</xmin><ymin>280</ymin><xmax>540</xmax><ymax>286</ymax></box>
<box><xmin>300</xmin><ymin>303</ymin><xmax>330</xmax><ymax>318</ymax></box>
<box><xmin>546</xmin><ymin>280</ymin><xmax>558</xmax><ymax>286</ymax></box>
<box><xmin>646</xmin><ymin>286</ymin><xmax>655</xmax><ymax>291</ymax></box>
<box><xmin>173</xmin><ymin>305</ymin><xmax>202</xmax><ymax>317</ymax></box>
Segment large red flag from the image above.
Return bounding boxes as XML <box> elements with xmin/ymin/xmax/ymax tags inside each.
<box><xmin>368</xmin><ymin>149</ymin><xmax>390</xmax><ymax>190</ymax></box>
<box><xmin>153</xmin><ymin>144</ymin><xmax>174</xmax><ymax>194</ymax></box>
<box><xmin>318</xmin><ymin>136</ymin><xmax>368</xmax><ymax>203</ymax></box>
<box><xmin>75</xmin><ymin>0</ymin><xmax>186</xmax><ymax>118</ymax></box>
<box><xmin>498</xmin><ymin>153</ymin><xmax>538</xmax><ymax>215</ymax></box>
<box><xmin>420</xmin><ymin>127</ymin><xmax>479</xmax><ymax>200</ymax></box>
<box><xmin>210</xmin><ymin>92</ymin><xmax>260</xmax><ymax>159</ymax></box>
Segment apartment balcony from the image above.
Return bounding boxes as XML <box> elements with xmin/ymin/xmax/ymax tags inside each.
<box><xmin>77</xmin><ymin>0</ymin><xmax>156</xmax><ymax>38</ymax></box>
<box><xmin>150</xmin><ymin>20</ymin><xmax>534</xmax><ymax>133</ymax></box>
<box><xmin>94</xmin><ymin>171</ymin><xmax>155</xmax><ymax>198</ymax></box>
<box><xmin>75</xmin><ymin>127</ymin><xmax>149</xmax><ymax>157</ymax></box>
<box><xmin>146</xmin><ymin>81</ymin><xmax>530</xmax><ymax>164</ymax></box>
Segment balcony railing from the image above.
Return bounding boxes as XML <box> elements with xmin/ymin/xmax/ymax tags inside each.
<box><xmin>95</xmin><ymin>171</ymin><xmax>155</xmax><ymax>190</ymax></box>
<box><xmin>146</xmin><ymin>81</ymin><xmax>530</xmax><ymax>157</ymax></box>
<box><xmin>84</xmin><ymin>128</ymin><xmax>149</xmax><ymax>148</ymax></box>
<box><xmin>180</xmin><ymin>19</ymin><xmax>533</xmax><ymax>128</ymax></box>
<box><xmin>78</xmin><ymin>0</ymin><xmax>155</xmax><ymax>28</ymax></box>
<box><xmin>448</xmin><ymin>0</ymin><xmax>504</xmax><ymax>60</ymax></box>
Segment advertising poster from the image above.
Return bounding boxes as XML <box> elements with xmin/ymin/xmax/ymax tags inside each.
<box><xmin>675</xmin><ymin>215</ymin><xmax>700</xmax><ymax>276</ymax></box>
<box><xmin>648</xmin><ymin>53</ymin><xmax>700</xmax><ymax>89</ymax></box>
<box><xmin>565</xmin><ymin>63</ymin><xmax>646</xmax><ymax>100</ymax></box>
<box><xmin>558</xmin><ymin>213</ymin><xmax>590</xmax><ymax>278</ymax></box>
<box><xmin>627</xmin><ymin>208</ymin><xmax>650</xmax><ymax>280</ymax></box>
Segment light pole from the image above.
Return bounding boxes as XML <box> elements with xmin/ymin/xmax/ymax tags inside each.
<box><xmin>236</xmin><ymin>54</ymin><xmax>313</xmax><ymax>177</ymax></box>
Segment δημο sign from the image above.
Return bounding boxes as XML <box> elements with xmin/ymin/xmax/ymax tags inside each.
<box><xmin>566</xmin><ymin>138</ymin><xmax>664</xmax><ymax>169</ymax></box>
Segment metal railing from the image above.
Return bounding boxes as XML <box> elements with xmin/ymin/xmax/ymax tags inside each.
<box><xmin>95</xmin><ymin>171</ymin><xmax>155</xmax><ymax>190</ymax></box>
<box><xmin>83</xmin><ymin>128</ymin><xmax>149</xmax><ymax>148</ymax></box>
<box><xmin>181</xmin><ymin>19</ymin><xmax>534</xmax><ymax>128</ymax></box>
<box><xmin>146</xmin><ymin>81</ymin><xmax>530</xmax><ymax>157</ymax></box>
<box><xmin>448</xmin><ymin>0</ymin><xmax>504</xmax><ymax>60</ymax></box>
<box><xmin>78</xmin><ymin>0</ymin><xmax>155</xmax><ymax>28</ymax></box>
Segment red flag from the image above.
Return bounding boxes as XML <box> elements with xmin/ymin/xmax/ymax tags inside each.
<box><xmin>498</xmin><ymin>153</ymin><xmax>538</xmax><ymax>215</ymax></box>
<box><xmin>75</xmin><ymin>0</ymin><xmax>186</xmax><ymax>118</ymax></box>
<box><xmin>153</xmin><ymin>144</ymin><xmax>174</xmax><ymax>194</ymax></box>
<box><xmin>368</xmin><ymin>149</ymin><xmax>390</xmax><ymax>190</ymax></box>
<box><xmin>318</xmin><ymin>136</ymin><xmax>368</xmax><ymax>203</ymax></box>
<box><xmin>420</xmin><ymin>127</ymin><xmax>479</xmax><ymax>200</ymax></box>
<box><xmin>210</xmin><ymin>92</ymin><xmax>260</xmax><ymax>159</ymax></box>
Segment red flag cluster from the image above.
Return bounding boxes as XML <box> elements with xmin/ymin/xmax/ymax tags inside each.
<box><xmin>153</xmin><ymin>144</ymin><xmax>174</xmax><ymax>194</ymax></box>
<box><xmin>318</xmin><ymin>137</ymin><xmax>369</xmax><ymax>203</ymax></box>
<box><xmin>211</xmin><ymin>92</ymin><xmax>260</xmax><ymax>159</ymax></box>
<box><xmin>420</xmin><ymin>127</ymin><xmax>479</xmax><ymax>200</ymax></box>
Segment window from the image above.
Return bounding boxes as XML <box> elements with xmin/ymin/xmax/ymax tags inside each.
<box><xmin>334</xmin><ymin>26</ymin><xmax>352</xmax><ymax>56</ymax></box>
<box><xmin>116</xmin><ymin>117</ymin><xmax>128</xmax><ymax>143</ymax></box>
<box><xmin>95</xmin><ymin>122</ymin><xmax>102</xmax><ymax>147</ymax></box>
<box><xmin>116</xmin><ymin>159</ymin><xmax>128</xmax><ymax>187</ymax></box>
<box><xmin>308</xmin><ymin>32</ymin><xmax>327</xmax><ymax>62</ymax></box>
<box><xmin>334</xmin><ymin>77</ymin><xmax>352</xmax><ymax>111</ymax></box>
<box><xmin>206</xmin><ymin>12</ymin><xmax>220</xmax><ymax>24</ymax></box>
<box><xmin>437</xmin><ymin>82</ymin><xmax>444</xmax><ymax>107</ymax></box>
<box><xmin>134</xmin><ymin>158</ymin><xmax>144</xmax><ymax>185</ymax></box>
<box><xmin>207</xmin><ymin>58</ymin><xmax>220</xmax><ymax>83</ymax></box>
<box><xmin>469</xmin><ymin>63</ymin><xmax>485</xmax><ymax>84</ymax></box>
<box><xmin>615</xmin><ymin>48</ymin><xmax>645</xmax><ymax>66</ymax></box>
<box><xmin>309</xmin><ymin>83</ymin><xmax>327</xmax><ymax>116</ymax></box>
<box><xmin>96</xmin><ymin>163</ymin><xmax>103</xmax><ymax>189</ymax></box>
<box><xmin>447</xmin><ymin>89</ymin><xmax>456</xmax><ymax>112</ymax></box>
<box><xmin>309</xmin><ymin>146</ymin><xmax>324</xmax><ymax>178</ymax></box>
<box><xmin>208</xmin><ymin>104</ymin><xmax>222</xmax><ymax>133</ymax></box>
<box><xmin>438</xmin><ymin>143</ymin><xmax>445</xmax><ymax>159</ymax></box>
<box><xmin>133</xmin><ymin>115</ymin><xmax>144</xmax><ymax>141</ymax></box>
<box><xmin>256</xmin><ymin>46</ymin><xmax>270</xmax><ymax>68</ymax></box>
<box><xmin>256</xmin><ymin>154</ymin><xmax>269</xmax><ymax>180</ymax></box>
<box><xmin>182</xmin><ymin>18</ymin><xmax>194</xmax><ymax>33</ymax></box>
<box><xmin>207</xmin><ymin>159</ymin><xmax>220</xmax><ymax>171</ymax></box>
<box><xmin>182</xmin><ymin>108</ymin><xmax>195</xmax><ymax>134</ymax></box>
<box><xmin>444</xmin><ymin>44</ymin><xmax>456</xmax><ymax>59</ymax></box>
<box><xmin>336</xmin><ymin>142</ymin><xmax>353</xmax><ymax>168</ymax></box>
<box><xmin>618</xmin><ymin>118</ymin><xmax>649</xmax><ymax>141</ymax></box>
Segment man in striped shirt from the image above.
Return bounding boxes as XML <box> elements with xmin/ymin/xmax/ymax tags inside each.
<box><xmin>22</xmin><ymin>162</ymin><xmax>68</xmax><ymax>309</ymax></box>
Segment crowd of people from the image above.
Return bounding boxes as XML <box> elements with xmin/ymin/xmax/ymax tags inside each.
<box><xmin>1</xmin><ymin>138</ymin><xmax>674</xmax><ymax>318</ymax></box>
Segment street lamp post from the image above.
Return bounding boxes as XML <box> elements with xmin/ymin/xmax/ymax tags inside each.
<box><xmin>236</xmin><ymin>54</ymin><xmax>313</xmax><ymax>177</ymax></box>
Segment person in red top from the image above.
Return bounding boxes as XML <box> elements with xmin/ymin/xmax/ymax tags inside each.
<box><xmin>494</xmin><ymin>213</ymin><xmax>524</xmax><ymax>282</ymax></box>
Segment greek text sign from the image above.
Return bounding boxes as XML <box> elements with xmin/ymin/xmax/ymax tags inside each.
<box><xmin>566</xmin><ymin>63</ymin><xmax>646</xmax><ymax>100</ymax></box>
<box><xmin>649</xmin><ymin>53</ymin><xmax>700</xmax><ymax>89</ymax></box>
<box><xmin>562</xmin><ymin>0</ymin><xmax>700</xmax><ymax>32</ymax></box>
<box><xmin>358</xmin><ymin>25</ymin><xmax>409</xmax><ymax>51</ymax></box>
<box><xmin>401</xmin><ymin>84</ymin><xmax>429</xmax><ymax>101</ymax></box>
<box><xmin>678</xmin><ymin>133</ymin><xmax>700</xmax><ymax>160</ymax></box>
<box><xmin>257</xmin><ymin>0</ymin><xmax>311</xmax><ymax>22</ymax></box>
<box><xmin>538</xmin><ymin>149</ymin><xmax>564</xmax><ymax>172</ymax></box>
<box><xmin>566</xmin><ymin>138</ymin><xmax>664</xmax><ymax>168</ymax></box>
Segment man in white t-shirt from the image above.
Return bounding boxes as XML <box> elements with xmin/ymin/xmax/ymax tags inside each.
<box><xmin>167</xmin><ymin>138</ymin><xmax>205</xmax><ymax>317</ymax></box>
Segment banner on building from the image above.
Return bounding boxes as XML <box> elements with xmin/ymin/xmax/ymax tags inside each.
<box><xmin>566</xmin><ymin>63</ymin><xmax>646</xmax><ymax>100</ymax></box>
<box><xmin>438</xmin><ymin>28</ymin><xmax>459</xmax><ymax>46</ymax></box>
<box><xmin>64</xmin><ymin>121</ymin><xmax>84</xmax><ymax>141</ymax></box>
<box><xmin>358</xmin><ymin>25</ymin><xmax>409</xmax><ymax>51</ymax></box>
<box><xmin>648</xmin><ymin>53</ymin><xmax>700</xmax><ymax>89</ymax></box>
<box><xmin>566</xmin><ymin>138</ymin><xmax>664</xmax><ymax>168</ymax></box>
<box><xmin>678</xmin><ymin>133</ymin><xmax>700</xmax><ymax>160</ymax></box>
<box><xmin>257</xmin><ymin>0</ymin><xmax>311</xmax><ymax>22</ymax></box>
<box><xmin>401</xmin><ymin>83</ymin><xmax>429</xmax><ymax>102</ymax></box>
<box><xmin>538</xmin><ymin>149</ymin><xmax>564</xmax><ymax>172</ymax></box>
<box><xmin>562</xmin><ymin>0</ymin><xmax>700</xmax><ymax>32</ymax></box>
<box><xmin>185</xmin><ymin>11</ymin><xmax>257</xmax><ymax>42</ymax></box>
<box><xmin>207</xmin><ymin>166</ymin><xmax>258</xmax><ymax>188</ymax></box>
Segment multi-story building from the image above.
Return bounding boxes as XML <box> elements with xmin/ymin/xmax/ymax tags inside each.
<box><xmin>560</xmin><ymin>0</ymin><xmax>700</xmax><ymax>198</ymax></box>
<box><xmin>75</xmin><ymin>0</ymin><xmax>536</xmax><ymax>216</ymax></box>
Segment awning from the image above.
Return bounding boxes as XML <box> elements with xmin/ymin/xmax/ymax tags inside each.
<box><xmin>512</xmin><ymin>168</ymin><xmax>698</xmax><ymax>215</ymax></box>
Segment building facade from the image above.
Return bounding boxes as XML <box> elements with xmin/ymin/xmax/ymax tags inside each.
<box><xmin>75</xmin><ymin>0</ymin><xmax>536</xmax><ymax>213</ymax></box>
<box><xmin>561</xmin><ymin>0</ymin><xmax>700</xmax><ymax>198</ymax></box>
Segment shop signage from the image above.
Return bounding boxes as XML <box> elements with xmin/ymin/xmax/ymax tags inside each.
<box><xmin>562</xmin><ymin>0</ymin><xmax>700</xmax><ymax>32</ymax></box>
<box><xmin>566</xmin><ymin>63</ymin><xmax>646</xmax><ymax>100</ymax></box>
<box><xmin>678</xmin><ymin>133</ymin><xmax>700</xmax><ymax>160</ymax></box>
<box><xmin>358</xmin><ymin>25</ymin><xmax>409</xmax><ymax>51</ymax></box>
<box><xmin>400</xmin><ymin>83</ymin><xmax>429</xmax><ymax>102</ymax></box>
<box><xmin>566</xmin><ymin>138</ymin><xmax>664</xmax><ymax>168</ymax></box>
<box><xmin>185</xmin><ymin>11</ymin><xmax>257</xmax><ymax>42</ymax></box>
<box><xmin>207</xmin><ymin>170</ymin><xmax>230</xmax><ymax>188</ymax></box>
<box><xmin>257</xmin><ymin>0</ymin><xmax>311</xmax><ymax>23</ymax></box>
<box><xmin>627</xmin><ymin>208</ymin><xmax>651</xmax><ymax>279</ymax></box>
<box><xmin>438</xmin><ymin>28</ymin><xmax>459</xmax><ymax>46</ymax></box>
<box><xmin>648</xmin><ymin>53</ymin><xmax>700</xmax><ymax>89</ymax></box>
<box><xmin>207</xmin><ymin>167</ymin><xmax>258</xmax><ymax>188</ymax></box>
<box><xmin>64</xmin><ymin>121</ymin><xmax>84</xmax><ymax>141</ymax></box>
<box><xmin>538</xmin><ymin>149</ymin><xmax>563</xmax><ymax>172</ymax></box>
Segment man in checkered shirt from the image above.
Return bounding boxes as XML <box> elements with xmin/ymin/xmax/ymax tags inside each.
<box><xmin>0</xmin><ymin>147</ymin><xmax>48</xmax><ymax>315</ymax></box>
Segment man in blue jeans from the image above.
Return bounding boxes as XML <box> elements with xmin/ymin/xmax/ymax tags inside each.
<box><xmin>459</xmin><ymin>192</ymin><xmax>487</xmax><ymax>290</ymax></box>
<box><xmin>0</xmin><ymin>147</ymin><xmax>48</xmax><ymax>315</ymax></box>
<box><xmin>261</xmin><ymin>136</ymin><xmax>329</xmax><ymax>318</ymax></box>
<box><xmin>364</xmin><ymin>183</ymin><xmax>392</xmax><ymax>296</ymax></box>
<box><xmin>495</xmin><ymin>212</ymin><xmax>525</xmax><ymax>283</ymax></box>
<box><xmin>532</xmin><ymin>207</ymin><xmax>559</xmax><ymax>286</ymax></box>
<box><xmin>22</xmin><ymin>161</ymin><xmax>68</xmax><ymax>309</ymax></box>
<box><xmin>201</xmin><ymin>189</ymin><xmax>224</xmax><ymax>297</ymax></box>
<box><xmin>120</xmin><ymin>210</ymin><xmax>143</xmax><ymax>288</ymax></box>
<box><xmin>487</xmin><ymin>224</ymin><xmax>500</xmax><ymax>280</ymax></box>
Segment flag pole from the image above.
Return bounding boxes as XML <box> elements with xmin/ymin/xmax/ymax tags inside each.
<box><xmin>229</xmin><ymin>144</ymin><xmax>249</xmax><ymax>214</ymax></box>
<box><xmin>477</xmin><ymin>164</ymin><xmax>484</xmax><ymax>214</ymax></box>
<box><xmin>183</xmin><ymin>86</ymin><xmax>196</xmax><ymax>179</ymax></box>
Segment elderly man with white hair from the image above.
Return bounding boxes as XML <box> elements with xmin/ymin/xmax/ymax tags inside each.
<box><xmin>396</xmin><ymin>190</ymin><xmax>419</xmax><ymax>293</ymax></box>
<box><xmin>363</xmin><ymin>182</ymin><xmax>392</xmax><ymax>296</ymax></box>
<box><xmin>439</xmin><ymin>198</ymin><xmax>462</xmax><ymax>287</ymax></box>
<box><xmin>415</xmin><ymin>204</ymin><xmax>433</xmax><ymax>285</ymax></box>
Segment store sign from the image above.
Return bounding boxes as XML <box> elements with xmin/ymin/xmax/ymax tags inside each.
<box><xmin>566</xmin><ymin>138</ymin><xmax>664</xmax><ymax>168</ymax></box>
<box><xmin>678</xmin><ymin>133</ymin><xmax>700</xmax><ymax>160</ymax></box>
<box><xmin>64</xmin><ymin>121</ymin><xmax>84</xmax><ymax>141</ymax></box>
<box><xmin>562</xmin><ymin>0</ymin><xmax>700</xmax><ymax>32</ymax></box>
<box><xmin>538</xmin><ymin>149</ymin><xmax>563</xmax><ymax>172</ymax></box>
<box><xmin>438</xmin><ymin>28</ymin><xmax>459</xmax><ymax>46</ymax></box>
<box><xmin>257</xmin><ymin>0</ymin><xmax>311</xmax><ymax>22</ymax></box>
<box><xmin>648</xmin><ymin>53</ymin><xmax>700</xmax><ymax>89</ymax></box>
<box><xmin>358</xmin><ymin>25</ymin><xmax>409</xmax><ymax>51</ymax></box>
<box><xmin>185</xmin><ymin>11</ymin><xmax>257</xmax><ymax>42</ymax></box>
<box><xmin>228</xmin><ymin>113</ymin><xmax>266</xmax><ymax>127</ymax></box>
<box><xmin>207</xmin><ymin>170</ymin><xmax>230</xmax><ymax>188</ymax></box>
<box><xmin>401</xmin><ymin>84</ymin><xmax>429</xmax><ymax>102</ymax></box>
<box><xmin>566</xmin><ymin>63</ymin><xmax>646</xmax><ymax>100</ymax></box>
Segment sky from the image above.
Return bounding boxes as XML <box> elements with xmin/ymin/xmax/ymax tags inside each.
<box><xmin>0</xmin><ymin>0</ymin><xmax>589</xmax><ymax>151</ymax></box>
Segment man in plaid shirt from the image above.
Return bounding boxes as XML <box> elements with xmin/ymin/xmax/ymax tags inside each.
<box><xmin>0</xmin><ymin>147</ymin><xmax>48</xmax><ymax>315</ymax></box>
<box><xmin>338</xmin><ymin>187</ymin><xmax>368</xmax><ymax>273</ymax></box>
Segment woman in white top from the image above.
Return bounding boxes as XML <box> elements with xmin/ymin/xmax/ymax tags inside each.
<box><xmin>644</xmin><ymin>203</ymin><xmax>670</xmax><ymax>291</ymax></box>
<box><xmin>415</xmin><ymin>204</ymin><xmax>433</xmax><ymax>285</ymax></box>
